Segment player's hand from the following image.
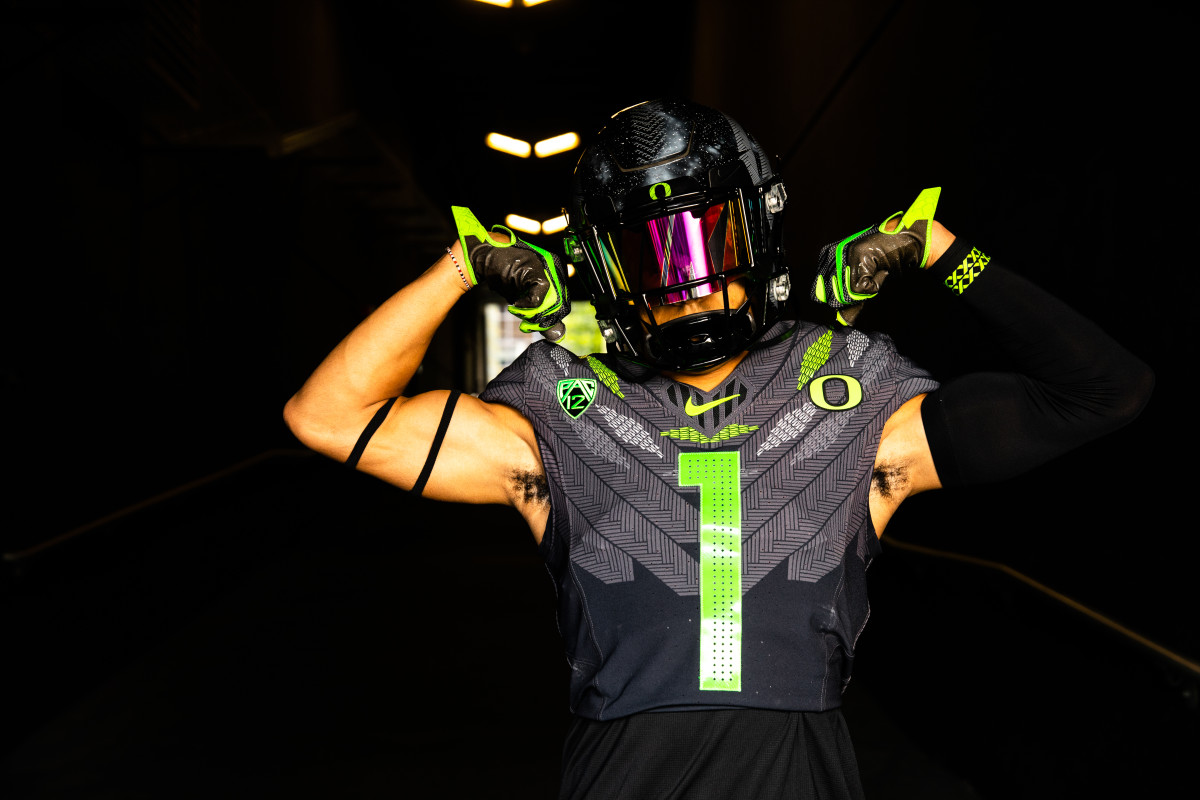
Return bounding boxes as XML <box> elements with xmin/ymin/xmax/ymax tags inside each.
<box><xmin>810</xmin><ymin>187</ymin><xmax>940</xmax><ymax>325</ymax></box>
<box><xmin>451</xmin><ymin>206</ymin><xmax>571</xmax><ymax>341</ymax></box>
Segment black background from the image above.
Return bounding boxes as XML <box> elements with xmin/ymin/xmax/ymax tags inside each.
<box><xmin>2</xmin><ymin>1</ymin><xmax>1194</xmax><ymax>797</ymax></box>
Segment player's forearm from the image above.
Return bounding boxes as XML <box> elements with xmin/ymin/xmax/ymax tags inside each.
<box><xmin>919</xmin><ymin>237</ymin><xmax>1154</xmax><ymax>485</ymax></box>
<box><xmin>285</xmin><ymin>244</ymin><xmax>468</xmax><ymax>427</ymax></box>
<box><xmin>922</xmin><ymin>220</ymin><xmax>955</xmax><ymax>267</ymax></box>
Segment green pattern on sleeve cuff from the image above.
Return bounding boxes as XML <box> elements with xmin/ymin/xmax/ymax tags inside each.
<box><xmin>944</xmin><ymin>247</ymin><xmax>991</xmax><ymax>295</ymax></box>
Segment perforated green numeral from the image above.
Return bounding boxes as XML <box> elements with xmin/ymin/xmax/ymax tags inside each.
<box><xmin>679</xmin><ymin>451</ymin><xmax>742</xmax><ymax>691</ymax></box>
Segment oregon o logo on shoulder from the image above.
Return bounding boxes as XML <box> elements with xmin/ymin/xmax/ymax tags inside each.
<box><xmin>649</xmin><ymin>182</ymin><xmax>672</xmax><ymax>200</ymax></box>
<box><xmin>809</xmin><ymin>374</ymin><xmax>863</xmax><ymax>411</ymax></box>
<box><xmin>558</xmin><ymin>378</ymin><xmax>597</xmax><ymax>418</ymax></box>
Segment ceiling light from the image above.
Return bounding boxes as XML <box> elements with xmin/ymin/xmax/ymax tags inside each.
<box><xmin>486</xmin><ymin>133</ymin><xmax>531</xmax><ymax>158</ymax></box>
<box><xmin>541</xmin><ymin>215</ymin><xmax>567</xmax><ymax>234</ymax></box>
<box><xmin>522</xmin><ymin>0</ymin><xmax>555</xmax><ymax>6</ymax></box>
<box><xmin>505</xmin><ymin>214</ymin><xmax>541</xmax><ymax>235</ymax></box>
<box><xmin>534</xmin><ymin>132</ymin><xmax>580</xmax><ymax>158</ymax></box>
<box><xmin>473</xmin><ymin>0</ymin><xmax>514</xmax><ymax>7</ymax></box>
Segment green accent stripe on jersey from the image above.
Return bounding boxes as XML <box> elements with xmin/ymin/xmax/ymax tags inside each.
<box><xmin>586</xmin><ymin>356</ymin><xmax>625</xmax><ymax>399</ymax></box>
<box><xmin>797</xmin><ymin>329</ymin><xmax>833</xmax><ymax>390</ymax></box>
<box><xmin>660</xmin><ymin>424</ymin><xmax>759</xmax><ymax>444</ymax></box>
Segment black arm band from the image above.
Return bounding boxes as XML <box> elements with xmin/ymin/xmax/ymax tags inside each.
<box><xmin>345</xmin><ymin>396</ymin><xmax>398</xmax><ymax>470</ymax></box>
<box><xmin>917</xmin><ymin>244</ymin><xmax>1153</xmax><ymax>487</ymax></box>
<box><xmin>410</xmin><ymin>390</ymin><xmax>462</xmax><ymax>496</ymax></box>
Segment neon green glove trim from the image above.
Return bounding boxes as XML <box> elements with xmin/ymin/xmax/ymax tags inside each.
<box><xmin>451</xmin><ymin>205</ymin><xmax>515</xmax><ymax>286</ymax></box>
<box><xmin>512</xmin><ymin>238</ymin><xmax>568</xmax><ymax>333</ymax></box>
<box><xmin>897</xmin><ymin>186</ymin><xmax>940</xmax><ymax>231</ymax></box>
<box><xmin>883</xmin><ymin>186</ymin><xmax>941</xmax><ymax>268</ymax></box>
<box><xmin>834</xmin><ymin>225</ymin><xmax>876</xmax><ymax>303</ymax></box>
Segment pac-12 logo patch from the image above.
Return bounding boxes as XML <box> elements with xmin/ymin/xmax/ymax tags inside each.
<box><xmin>557</xmin><ymin>378</ymin><xmax>597</xmax><ymax>418</ymax></box>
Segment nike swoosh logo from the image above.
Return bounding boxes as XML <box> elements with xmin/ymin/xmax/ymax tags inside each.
<box><xmin>684</xmin><ymin>395</ymin><xmax>742</xmax><ymax>416</ymax></box>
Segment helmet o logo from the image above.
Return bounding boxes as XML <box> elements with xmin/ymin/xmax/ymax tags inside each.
<box><xmin>809</xmin><ymin>375</ymin><xmax>863</xmax><ymax>411</ymax></box>
<box><xmin>649</xmin><ymin>182</ymin><xmax>672</xmax><ymax>200</ymax></box>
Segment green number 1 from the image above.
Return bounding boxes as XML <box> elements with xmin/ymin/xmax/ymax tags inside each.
<box><xmin>679</xmin><ymin>451</ymin><xmax>742</xmax><ymax>691</ymax></box>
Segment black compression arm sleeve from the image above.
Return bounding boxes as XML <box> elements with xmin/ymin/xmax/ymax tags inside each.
<box><xmin>918</xmin><ymin>238</ymin><xmax>1154</xmax><ymax>486</ymax></box>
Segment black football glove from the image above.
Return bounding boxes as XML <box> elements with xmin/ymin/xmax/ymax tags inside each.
<box><xmin>810</xmin><ymin>187</ymin><xmax>940</xmax><ymax>325</ymax></box>
<box><xmin>452</xmin><ymin>206</ymin><xmax>571</xmax><ymax>341</ymax></box>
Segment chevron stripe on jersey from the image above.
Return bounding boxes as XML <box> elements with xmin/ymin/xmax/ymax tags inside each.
<box><xmin>480</xmin><ymin>321</ymin><xmax>938</xmax><ymax>718</ymax></box>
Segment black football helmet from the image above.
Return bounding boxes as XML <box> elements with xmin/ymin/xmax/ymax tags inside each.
<box><xmin>565</xmin><ymin>99</ymin><xmax>790</xmax><ymax>372</ymax></box>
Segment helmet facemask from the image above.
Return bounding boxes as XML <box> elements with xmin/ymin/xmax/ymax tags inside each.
<box><xmin>571</xmin><ymin>181</ymin><xmax>787</xmax><ymax>372</ymax></box>
<box><xmin>567</xmin><ymin>99</ymin><xmax>790</xmax><ymax>372</ymax></box>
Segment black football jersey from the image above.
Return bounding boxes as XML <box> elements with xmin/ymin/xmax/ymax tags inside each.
<box><xmin>480</xmin><ymin>321</ymin><xmax>938</xmax><ymax>720</ymax></box>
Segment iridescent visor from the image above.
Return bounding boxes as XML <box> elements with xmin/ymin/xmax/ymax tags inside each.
<box><xmin>597</xmin><ymin>200</ymin><xmax>752</xmax><ymax>307</ymax></box>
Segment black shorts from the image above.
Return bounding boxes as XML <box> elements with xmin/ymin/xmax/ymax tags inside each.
<box><xmin>560</xmin><ymin>707</ymin><xmax>865</xmax><ymax>800</ymax></box>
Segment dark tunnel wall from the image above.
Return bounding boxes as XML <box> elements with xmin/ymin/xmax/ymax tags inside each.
<box><xmin>688</xmin><ymin>3</ymin><xmax>1195</xmax><ymax>789</ymax></box>
<box><xmin>3</xmin><ymin>0</ymin><xmax>460</xmax><ymax>546</ymax></box>
<box><xmin>693</xmin><ymin>0</ymin><xmax>1189</xmax><ymax>650</ymax></box>
<box><xmin>1</xmin><ymin>0</ymin><xmax>1194</xmax><ymax>795</ymax></box>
